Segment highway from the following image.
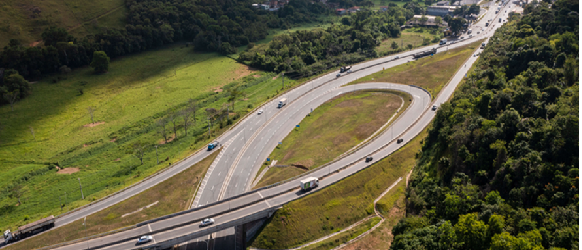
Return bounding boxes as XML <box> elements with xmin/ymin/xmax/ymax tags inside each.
<box><xmin>1</xmin><ymin>2</ymin><xmax>520</xmax><ymax>249</ymax></box>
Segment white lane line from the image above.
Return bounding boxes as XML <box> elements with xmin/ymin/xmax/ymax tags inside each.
<box><xmin>235</xmin><ymin>183</ymin><xmax>238</xmax><ymax>188</ymax></box>
<box><xmin>153</xmin><ymin>237</ymin><xmax>157</xmax><ymax>244</ymax></box>
<box><xmin>148</xmin><ymin>224</ymin><xmax>152</xmax><ymax>232</ymax></box>
<box><xmin>265</xmin><ymin>200</ymin><xmax>271</xmax><ymax>207</ymax></box>
<box><xmin>258</xmin><ymin>192</ymin><xmax>264</xmax><ymax>198</ymax></box>
<box><xmin>218</xmin><ymin>172</ymin><xmax>221</xmax><ymax>176</ymax></box>
<box><xmin>211</xmin><ymin>185</ymin><xmax>214</xmax><ymax>190</ymax></box>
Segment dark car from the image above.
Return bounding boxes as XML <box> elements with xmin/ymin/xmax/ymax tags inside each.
<box><xmin>432</xmin><ymin>105</ymin><xmax>437</xmax><ymax>111</ymax></box>
<box><xmin>397</xmin><ymin>139</ymin><xmax>404</xmax><ymax>144</ymax></box>
<box><xmin>365</xmin><ymin>156</ymin><xmax>373</xmax><ymax>163</ymax></box>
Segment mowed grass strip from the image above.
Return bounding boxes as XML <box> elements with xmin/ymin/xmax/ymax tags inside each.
<box><xmin>301</xmin><ymin>216</ymin><xmax>382</xmax><ymax>250</ymax></box>
<box><xmin>354</xmin><ymin>39</ymin><xmax>484</xmax><ymax>98</ymax></box>
<box><xmin>341</xmin><ymin>180</ymin><xmax>408</xmax><ymax>250</ymax></box>
<box><xmin>2</xmin><ymin>149</ymin><xmax>220</xmax><ymax>250</ymax></box>
<box><xmin>250</xmin><ymin>128</ymin><xmax>428</xmax><ymax>249</ymax></box>
<box><xmin>254</xmin><ymin>90</ymin><xmax>407</xmax><ymax>188</ymax></box>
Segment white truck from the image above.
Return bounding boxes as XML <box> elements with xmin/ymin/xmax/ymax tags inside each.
<box><xmin>300</xmin><ymin>177</ymin><xmax>319</xmax><ymax>191</ymax></box>
<box><xmin>4</xmin><ymin>215</ymin><xmax>55</xmax><ymax>243</ymax></box>
<box><xmin>278</xmin><ymin>98</ymin><xmax>287</xmax><ymax>108</ymax></box>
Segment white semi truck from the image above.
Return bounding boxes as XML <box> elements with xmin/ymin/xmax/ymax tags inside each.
<box><xmin>4</xmin><ymin>215</ymin><xmax>55</xmax><ymax>243</ymax></box>
<box><xmin>300</xmin><ymin>177</ymin><xmax>319</xmax><ymax>191</ymax></box>
<box><xmin>278</xmin><ymin>98</ymin><xmax>287</xmax><ymax>108</ymax></box>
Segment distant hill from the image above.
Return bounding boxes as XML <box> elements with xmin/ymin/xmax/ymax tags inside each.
<box><xmin>0</xmin><ymin>0</ymin><xmax>126</xmax><ymax>48</ymax></box>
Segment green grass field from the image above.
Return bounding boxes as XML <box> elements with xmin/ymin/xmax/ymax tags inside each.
<box><xmin>376</xmin><ymin>27</ymin><xmax>442</xmax><ymax>54</ymax></box>
<box><xmin>0</xmin><ymin>0</ymin><xmax>125</xmax><ymax>47</ymax></box>
<box><xmin>301</xmin><ymin>216</ymin><xmax>382</xmax><ymax>250</ymax></box>
<box><xmin>253</xmin><ymin>90</ymin><xmax>407</xmax><ymax>188</ymax></box>
<box><xmin>250</xmin><ymin>128</ymin><xmax>427</xmax><ymax>249</ymax></box>
<box><xmin>0</xmin><ymin>43</ymin><xmax>304</xmax><ymax>231</ymax></box>
<box><xmin>354</xmin><ymin>39</ymin><xmax>483</xmax><ymax>98</ymax></box>
<box><xmin>2</xmin><ymin>150</ymin><xmax>219</xmax><ymax>250</ymax></box>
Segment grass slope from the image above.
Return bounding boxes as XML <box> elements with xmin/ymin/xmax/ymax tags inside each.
<box><xmin>250</xmin><ymin>128</ymin><xmax>427</xmax><ymax>249</ymax></box>
<box><xmin>355</xmin><ymin>39</ymin><xmax>484</xmax><ymax>98</ymax></box>
<box><xmin>0</xmin><ymin>44</ymin><xmax>300</xmax><ymax>231</ymax></box>
<box><xmin>302</xmin><ymin>217</ymin><xmax>382</xmax><ymax>250</ymax></box>
<box><xmin>3</xmin><ymin>149</ymin><xmax>220</xmax><ymax>250</ymax></box>
<box><xmin>254</xmin><ymin>90</ymin><xmax>406</xmax><ymax>188</ymax></box>
<box><xmin>376</xmin><ymin>27</ymin><xmax>441</xmax><ymax>54</ymax></box>
<box><xmin>0</xmin><ymin>0</ymin><xmax>125</xmax><ymax>47</ymax></box>
<box><xmin>342</xmin><ymin>180</ymin><xmax>407</xmax><ymax>250</ymax></box>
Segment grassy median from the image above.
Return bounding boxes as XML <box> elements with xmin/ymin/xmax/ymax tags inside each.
<box><xmin>253</xmin><ymin>90</ymin><xmax>409</xmax><ymax>188</ymax></box>
<box><xmin>3</xmin><ymin>149</ymin><xmax>220</xmax><ymax>250</ymax></box>
<box><xmin>352</xmin><ymin>39</ymin><xmax>484</xmax><ymax>98</ymax></box>
<box><xmin>250</xmin><ymin>127</ymin><xmax>427</xmax><ymax>249</ymax></box>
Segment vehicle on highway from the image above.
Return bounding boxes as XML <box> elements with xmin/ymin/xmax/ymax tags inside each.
<box><xmin>336</xmin><ymin>73</ymin><xmax>341</xmax><ymax>77</ymax></box>
<box><xmin>365</xmin><ymin>156</ymin><xmax>373</xmax><ymax>163</ymax></box>
<box><xmin>300</xmin><ymin>177</ymin><xmax>319</xmax><ymax>191</ymax></box>
<box><xmin>200</xmin><ymin>218</ymin><xmax>215</xmax><ymax>227</ymax></box>
<box><xmin>278</xmin><ymin>98</ymin><xmax>287</xmax><ymax>108</ymax></box>
<box><xmin>397</xmin><ymin>138</ymin><xmax>404</xmax><ymax>144</ymax></box>
<box><xmin>3</xmin><ymin>215</ymin><xmax>55</xmax><ymax>244</ymax></box>
<box><xmin>339</xmin><ymin>66</ymin><xmax>352</xmax><ymax>73</ymax></box>
<box><xmin>208</xmin><ymin>141</ymin><xmax>220</xmax><ymax>151</ymax></box>
<box><xmin>477</xmin><ymin>31</ymin><xmax>480</xmax><ymax>34</ymax></box>
<box><xmin>481</xmin><ymin>42</ymin><xmax>486</xmax><ymax>49</ymax></box>
<box><xmin>413</xmin><ymin>48</ymin><xmax>437</xmax><ymax>59</ymax></box>
<box><xmin>432</xmin><ymin>105</ymin><xmax>438</xmax><ymax>111</ymax></box>
<box><xmin>137</xmin><ymin>235</ymin><xmax>153</xmax><ymax>244</ymax></box>
<box><xmin>439</xmin><ymin>39</ymin><xmax>447</xmax><ymax>45</ymax></box>
<box><xmin>257</xmin><ymin>109</ymin><xmax>263</xmax><ymax>115</ymax></box>
<box><xmin>460</xmin><ymin>36</ymin><xmax>465</xmax><ymax>39</ymax></box>
<box><xmin>499</xmin><ymin>18</ymin><xmax>502</xmax><ymax>23</ymax></box>
<box><xmin>394</xmin><ymin>56</ymin><xmax>399</xmax><ymax>59</ymax></box>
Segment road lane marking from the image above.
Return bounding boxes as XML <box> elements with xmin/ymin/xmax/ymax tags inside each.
<box><xmin>148</xmin><ymin>224</ymin><xmax>152</xmax><ymax>232</ymax></box>
<box><xmin>265</xmin><ymin>200</ymin><xmax>271</xmax><ymax>207</ymax></box>
<box><xmin>258</xmin><ymin>192</ymin><xmax>264</xmax><ymax>198</ymax></box>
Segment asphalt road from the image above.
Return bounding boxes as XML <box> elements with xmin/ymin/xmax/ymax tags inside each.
<box><xmin>2</xmin><ymin>2</ymin><xmax>519</xmax><ymax>249</ymax></box>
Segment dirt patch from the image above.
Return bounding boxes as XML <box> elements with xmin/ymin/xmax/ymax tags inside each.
<box><xmin>233</xmin><ymin>65</ymin><xmax>258</xmax><ymax>80</ymax></box>
<box><xmin>29</xmin><ymin>41</ymin><xmax>41</xmax><ymax>47</ymax></box>
<box><xmin>114</xmin><ymin>158</ymin><xmax>121</xmax><ymax>162</ymax></box>
<box><xmin>110</xmin><ymin>138</ymin><xmax>117</xmax><ymax>142</ymax></box>
<box><xmin>354</xmin><ymin>124</ymin><xmax>377</xmax><ymax>140</ymax></box>
<box><xmin>84</xmin><ymin>122</ymin><xmax>105</xmax><ymax>127</ymax></box>
<box><xmin>293</xmin><ymin>159</ymin><xmax>314</xmax><ymax>169</ymax></box>
<box><xmin>253</xmin><ymin>75</ymin><xmax>261</xmax><ymax>78</ymax></box>
<box><xmin>281</xmin><ymin>150</ymin><xmax>296</xmax><ymax>163</ymax></box>
<box><xmin>156</xmin><ymin>86</ymin><xmax>161</xmax><ymax>89</ymax></box>
<box><xmin>212</xmin><ymin>87</ymin><xmax>223</xmax><ymax>93</ymax></box>
<box><xmin>57</xmin><ymin>168</ymin><xmax>80</xmax><ymax>174</ymax></box>
<box><xmin>335</xmin><ymin>99</ymin><xmax>362</xmax><ymax>108</ymax></box>
<box><xmin>332</xmin><ymin>133</ymin><xmax>351</xmax><ymax>146</ymax></box>
<box><xmin>158</xmin><ymin>134</ymin><xmax>176</xmax><ymax>144</ymax></box>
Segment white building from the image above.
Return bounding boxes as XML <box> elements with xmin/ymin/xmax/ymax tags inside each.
<box><xmin>426</xmin><ymin>6</ymin><xmax>458</xmax><ymax>16</ymax></box>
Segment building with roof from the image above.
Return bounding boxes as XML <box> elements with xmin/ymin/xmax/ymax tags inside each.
<box><xmin>336</xmin><ymin>8</ymin><xmax>346</xmax><ymax>15</ymax></box>
<box><xmin>426</xmin><ymin>5</ymin><xmax>458</xmax><ymax>16</ymax></box>
<box><xmin>348</xmin><ymin>6</ymin><xmax>360</xmax><ymax>13</ymax></box>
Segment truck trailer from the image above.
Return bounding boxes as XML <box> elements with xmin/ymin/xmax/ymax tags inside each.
<box><xmin>413</xmin><ymin>48</ymin><xmax>437</xmax><ymax>59</ymax></box>
<box><xmin>300</xmin><ymin>177</ymin><xmax>319</xmax><ymax>191</ymax></box>
<box><xmin>339</xmin><ymin>66</ymin><xmax>352</xmax><ymax>73</ymax></box>
<box><xmin>4</xmin><ymin>215</ymin><xmax>55</xmax><ymax>244</ymax></box>
<box><xmin>278</xmin><ymin>98</ymin><xmax>287</xmax><ymax>108</ymax></box>
<box><xmin>207</xmin><ymin>141</ymin><xmax>219</xmax><ymax>151</ymax></box>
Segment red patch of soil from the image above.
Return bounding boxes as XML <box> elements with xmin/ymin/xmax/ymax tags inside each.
<box><xmin>57</xmin><ymin>168</ymin><xmax>80</xmax><ymax>174</ymax></box>
<box><xmin>84</xmin><ymin>122</ymin><xmax>105</xmax><ymax>127</ymax></box>
<box><xmin>158</xmin><ymin>135</ymin><xmax>176</xmax><ymax>144</ymax></box>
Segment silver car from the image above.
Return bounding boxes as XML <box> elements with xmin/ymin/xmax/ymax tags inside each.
<box><xmin>200</xmin><ymin>218</ymin><xmax>215</xmax><ymax>227</ymax></box>
<box><xmin>137</xmin><ymin>235</ymin><xmax>153</xmax><ymax>244</ymax></box>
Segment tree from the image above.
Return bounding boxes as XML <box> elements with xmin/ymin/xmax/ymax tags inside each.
<box><xmin>219</xmin><ymin>42</ymin><xmax>236</xmax><ymax>55</ymax></box>
<box><xmin>420</xmin><ymin>15</ymin><xmax>428</xmax><ymax>25</ymax></box>
<box><xmin>186</xmin><ymin>99</ymin><xmax>197</xmax><ymax>136</ymax></box>
<box><xmin>10</xmin><ymin>184</ymin><xmax>24</xmax><ymax>205</ymax></box>
<box><xmin>391</xmin><ymin>41</ymin><xmax>399</xmax><ymax>50</ymax></box>
<box><xmin>435</xmin><ymin>16</ymin><xmax>442</xmax><ymax>25</ymax></box>
<box><xmin>42</xmin><ymin>27</ymin><xmax>73</xmax><ymax>47</ymax></box>
<box><xmin>90</xmin><ymin>51</ymin><xmax>110</xmax><ymax>73</ymax></box>
<box><xmin>454</xmin><ymin>213</ymin><xmax>489</xmax><ymax>250</ymax></box>
<box><xmin>1</xmin><ymin>69</ymin><xmax>31</xmax><ymax>103</ymax></box>
<box><xmin>3</xmin><ymin>90</ymin><xmax>19</xmax><ymax>111</ymax></box>
<box><xmin>407</xmin><ymin>44</ymin><xmax>413</xmax><ymax>50</ymax></box>
<box><xmin>181</xmin><ymin>110</ymin><xmax>192</xmax><ymax>136</ymax></box>
<box><xmin>563</xmin><ymin>57</ymin><xmax>577</xmax><ymax>86</ymax></box>
<box><xmin>227</xmin><ymin>87</ymin><xmax>244</xmax><ymax>111</ymax></box>
<box><xmin>157</xmin><ymin>118</ymin><xmax>169</xmax><ymax>143</ymax></box>
<box><xmin>133</xmin><ymin>142</ymin><xmax>147</xmax><ymax>165</ymax></box>
<box><xmin>448</xmin><ymin>18</ymin><xmax>466</xmax><ymax>35</ymax></box>
<box><xmin>168</xmin><ymin>111</ymin><xmax>181</xmax><ymax>138</ymax></box>
<box><xmin>87</xmin><ymin>106</ymin><xmax>95</xmax><ymax>124</ymax></box>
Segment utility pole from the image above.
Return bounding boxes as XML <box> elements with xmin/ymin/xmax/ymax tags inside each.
<box><xmin>281</xmin><ymin>72</ymin><xmax>285</xmax><ymax>89</ymax></box>
<box><xmin>155</xmin><ymin>145</ymin><xmax>159</xmax><ymax>164</ymax></box>
<box><xmin>78</xmin><ymin>178</ymin><xmax>84</xmax><ymax>200</ymax></box>
<box><xmin>84</xmin><ymin>217</ymin><xmax>89</xmax><ymax>250</ymax></box>
<box><xmin>208</xmin><ymin>119</ymin><xmax>211</xmax><ymax>135</ymax></box>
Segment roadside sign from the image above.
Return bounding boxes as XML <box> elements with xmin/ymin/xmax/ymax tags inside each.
<box><xmin>296</xmin><ymin>125</ymin><xmax>300</xmax><ymax>127</ymax></box>
<box><xmin>267</xmin><ymin>158</ymin><xmax>270</xmax><ymax>161</ymax></box>
<box><xmin>279</xmin><ymin>142</ymin><xmax>282</xmax><ymax>144</ymax></box>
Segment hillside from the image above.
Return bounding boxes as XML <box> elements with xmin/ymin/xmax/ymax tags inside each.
<box><xmin>0</xmin><ymin>0</ymin><xmax>126</xmax><ymax>48</ymax></box>
<box><xmin>391</xmin><ymin>0</ymin><xmax>579</xmax><ymax>249</ymax></box>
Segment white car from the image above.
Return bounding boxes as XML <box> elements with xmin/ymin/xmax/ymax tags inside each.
<box><xmin>137</xmin><ymin>235</ymin><xmax>153</xmax><ymax>244</ymax></box>
<box><xmin>257</xmin><ymin>109</ymin><xmax>263</xmax><ymax>115</ymax></box>
<box><xmin>200</xmin><ymin>218</ymin><xmax>215</xmax><ymax>227</ymax></box>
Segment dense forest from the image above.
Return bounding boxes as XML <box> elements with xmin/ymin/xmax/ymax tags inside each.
<box><xmin>238</xmin><ymin>8</ymin><xmax>414</xmax><ymax>77</ymax></box>
<box><xmin>391</xmin><ymin>1</ymin><xmax>579</xmax><ymax>249</ymax></box>
<box><xmin>0</xmin><ymin>0</ymin><xmax>328</xmax><ymax>103</ymax></box>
